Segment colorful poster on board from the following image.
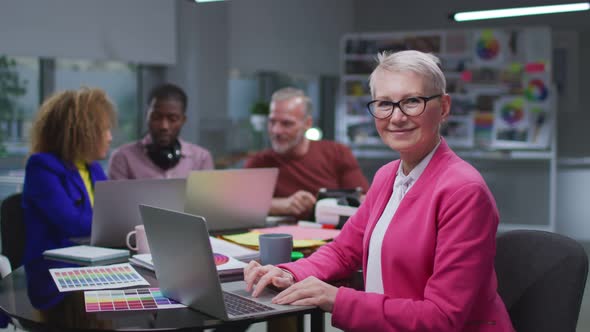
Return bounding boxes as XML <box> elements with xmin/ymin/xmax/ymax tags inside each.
<box><xmin>524</xmin><ymin>72</ymin><xmax>551</xmax><ymax>104</ymax></box>
<box><xmin>473</xmin><ymin>29</ymin><xmax>509</xmax><ymax>67</ymax></box>
<box><xmin>492</xmin><ymin>97</ymin><xmax>531</xmax><ymax>148</ymax></box>
<box><xmin>474</xmin><ymin>111</ymin><xmax>495</xmax><ymax>148</ymax></box>
<box><xmin>523</xmin><ymin>72</ymin><xmax>553</xmax><ymax>148</ymax></box>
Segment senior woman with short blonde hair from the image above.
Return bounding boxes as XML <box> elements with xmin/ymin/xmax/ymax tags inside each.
<box><xmin>244</xmin><ymin>50</ymin><xmax>514</xmax><ymax>332</ymax></box>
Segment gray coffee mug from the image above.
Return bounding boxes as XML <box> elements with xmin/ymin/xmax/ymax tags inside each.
<box><xmin>259</xmin><ymin>233</ymin><xmax>293</xmax><ymax>265</ymax></box>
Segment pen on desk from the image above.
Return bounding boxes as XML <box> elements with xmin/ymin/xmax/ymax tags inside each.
<box><xmin>297</xmin><ymin>221</ymin><xmax>336</xmax><ymax>229</ymax></box>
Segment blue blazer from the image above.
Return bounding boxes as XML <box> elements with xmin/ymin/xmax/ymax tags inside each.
<box><xmin>22</xmin><ymin>153</ymin><xmax>107</xmax><ymax>264</ymax></box>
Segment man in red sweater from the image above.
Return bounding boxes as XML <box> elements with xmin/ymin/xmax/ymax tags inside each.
<box><xmin>245</xmin><ymin>87</ymin><xmax>369</xmax><ymax>220</ymax></box>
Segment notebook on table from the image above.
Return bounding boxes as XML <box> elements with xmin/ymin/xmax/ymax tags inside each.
<box><xmin>90</xmin><ymin>178</ymin><xmax>186</xmax><ymax>247</ymax></box>
<box><xmin>43</xmin><ymin>245</ymin><xmax>129</xmax><ymax>265</ymax></box>
<box><xmin>184</xmin><ymin>168</ymin><xmax>278</xmax><ymax>233</ymax></box>
<box><xmin>139</xmin><ymin>204</ymin><xmax>314</xmax><ymax>320</ymax></box>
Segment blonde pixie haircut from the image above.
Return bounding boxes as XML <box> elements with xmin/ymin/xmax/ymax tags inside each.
<box><xmin>369</xmin><ymin>50</ymin><xmax>446</xmax><ymax>98</ymax></box>
<box><xmin>30</xmin><ymin>87</ymin><xmax>116</xmax><ymax>163</ymax></box>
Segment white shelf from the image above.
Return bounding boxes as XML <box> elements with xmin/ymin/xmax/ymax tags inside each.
<box><xmin>498</xmin><ymin>223</ymin><xmax>553</xmax><ymax>233</ymax></box>
<box><xmin>342</xmin><ymin>74</ymin><xmax>370</xmax><ymax>81</ymax></box>
<box><xmin>457</xmin><ymin>150</ymin><xmax>553</xmax><ymax>161</ymax></box>
<box><xmin>351</xmin><ymin>148</ymin><xmax>553</xmax><ymax>161</ymax></box>
<box><xmin>345</xmin><ymin>115</ymin><xmax>371</xmax><ymax>124</ymax></box>
<box><xmin>558</xmin><ymin>157</ymin><xmax>590</xmax><ymax>166</ymax></box>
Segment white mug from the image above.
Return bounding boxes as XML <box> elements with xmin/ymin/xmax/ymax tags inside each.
<box><xmin>126</xmin><ymin>225</ymin><xmax>151</xmax><ymax>254</ymax></box>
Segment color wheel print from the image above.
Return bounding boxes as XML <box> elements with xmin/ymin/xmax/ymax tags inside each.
<box><xmin>213</xmin><ymin>253</ymin><xmax>230</xmax><ymax>265</ymax></box>
<box><xmin>500</xmin><ymin>99</ymin><xmax>524</xmax><ymax>126</ymax></box>
<box><xmin>525</xmin><ymin>79</ymin><xmax>548</xmax><ymax>102</ymax></box>
<box><xmin>474</xmin><ymin>113</ymin><xmax>494</xmax><ymax>131</ymax></box>
<box><xmin>476</xmin><ymin>31</ymin><xmax>500</xmax><ymax>60</ymax></box>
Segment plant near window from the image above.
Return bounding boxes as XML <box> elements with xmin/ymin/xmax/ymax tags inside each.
<box><xmin>250</xmin><ymin>101</ymin><xmax>270</xmax><ymax>116</ymax></box>
<box><xmin>249</xmin><ymin>101</ymin><xmax>269</xmax><ymax>132</ymax></box>
<box><xmin>0</xmin><ymin>55</ymin><xmax>27</xmax><ymax>157</ymax></box>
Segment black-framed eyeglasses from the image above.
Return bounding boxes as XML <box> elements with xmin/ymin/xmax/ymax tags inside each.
<box><xmin>367</xmin><ymin>94</ymin><xmax>442</xmax><ymax>119</ymax></box>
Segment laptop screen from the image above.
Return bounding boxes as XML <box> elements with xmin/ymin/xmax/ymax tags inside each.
<box><xmin>184</xmin><ymin>168</ymin><xmax>278</xmax><ymax>232</ymax></box>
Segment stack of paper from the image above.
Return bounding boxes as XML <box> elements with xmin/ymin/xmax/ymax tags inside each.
<box><xmin>43</xmin><ymin>245</ymin><xmax>130</xmax><ymax>265</ymax></box>
<box><xmin>209</xmin><ymin>236</ymin><xmax>259</xmax><ymax>261</ymax></box>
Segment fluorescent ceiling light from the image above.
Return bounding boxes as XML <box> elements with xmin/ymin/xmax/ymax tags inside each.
<box><xmin>452</xmin><ymin>2</ymin><xmax>590</xmax><ymax>21</ymax></box>
<box><xmin>195</xmin><ymin>0</ymin><xmax>224</xmax><ymax>3</ymax></box>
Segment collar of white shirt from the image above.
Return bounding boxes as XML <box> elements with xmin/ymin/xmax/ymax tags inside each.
<box><xmin>394</xmin><ymin>140</ymin><xmax>442</xmax><ymax>195</ymax></box>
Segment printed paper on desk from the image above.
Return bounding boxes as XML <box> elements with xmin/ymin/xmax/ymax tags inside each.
<box><xmin>209</xmin><ymin>236</ymin><xmax>259</xmax><ymax>261</ymax></box>
<box><xmin>255</xmin><ymin>225</ymin><xmax>340</xmax><ymax>241</ymax></box>
<box><xmin>49</xmin><ymin>263</ymin><xmax>149</xmax><ymax>292</ymax></box>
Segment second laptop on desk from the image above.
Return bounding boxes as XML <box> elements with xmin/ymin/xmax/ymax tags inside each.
<box><xmin>91</xmin><ymin>178</ymin><xmax>186</xmax><ymax>247</ymax></box>
<box><xmin>90</xmin><ymin>168</ymin><xmax>278</xmax><ymax>248</ymax></box>
<box><xmin>184</xmin><ymin>167</ymin><xmax>278</xmax><ymax>233</ymax></box>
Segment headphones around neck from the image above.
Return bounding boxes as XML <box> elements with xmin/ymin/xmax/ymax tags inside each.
<box><xmin>146</xmin><ymin>139</ymin><xmax>182</xmax><ymax>170</ymax></box>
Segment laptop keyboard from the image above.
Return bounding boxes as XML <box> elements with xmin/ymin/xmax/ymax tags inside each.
<box><xmin>223</xmin><ymin>292</ymin><xmax>275</xmax><ymax>316</ymax></box>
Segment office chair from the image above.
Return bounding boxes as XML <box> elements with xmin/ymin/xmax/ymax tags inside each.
<box><xmin>495</xmin><ymin>230</ymin><xmax>589</xmax><ymax>332</ymax></box>
<box><xmin>0</xmin><ymin>193</ymin><xmax>25</xmax><ymax>273</ymax></box>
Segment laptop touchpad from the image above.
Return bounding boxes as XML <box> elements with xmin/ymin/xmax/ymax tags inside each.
<box><xmin>231</xmin><ymin>288</ymin><xmax>277</xmax><ymax>302</ymax></box>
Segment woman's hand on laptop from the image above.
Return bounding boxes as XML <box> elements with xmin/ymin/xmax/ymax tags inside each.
<box><xmin>271</xmin><ymin>276</ymin><xmax>337</xmax><ymax>312</ymax></box>
<box><xmin>244</xmin><ymin>261</ymin><xmax>294</xmax><ymax>298</ymax></box>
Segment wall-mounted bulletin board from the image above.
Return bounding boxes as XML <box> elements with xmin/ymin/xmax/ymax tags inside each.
<box><xmin>338</xmin><ymin>27</ymin><xmax>555</xmax><ymax>152</ymax></box>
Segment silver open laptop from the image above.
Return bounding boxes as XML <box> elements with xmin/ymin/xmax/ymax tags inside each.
<box><xmin>184</xmin><ymin>168</ymin><xmax>278</xmax><ymax>232</ymax></box>
<box><xmin>90</xmin><ymin>178</ymin><xmax>186</xmax><ymax>247</ymax></box>
<box><xmin>139</xmin><ymin>204</ymin><xmax>313</xmax><ymax>320</ymax></box>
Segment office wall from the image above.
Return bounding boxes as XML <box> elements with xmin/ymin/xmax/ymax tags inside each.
<box><xmin>0</xmin><ymin>0</ymin><xmax>176</xmax><ymax>65</ymax></box>
<box><xmin>166</xmin><ymin>0</ymin><xmax>229</xmax><ymax>155</ymax></box>
<box><xmin>228</xmin><ymin>0</ymin><xmax>355</xmax><ymax>76</ymax></box>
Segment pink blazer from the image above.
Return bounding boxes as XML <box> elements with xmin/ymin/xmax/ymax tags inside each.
<box><xmin>280</xmin><ymin>140</ymin><xmax>514</xmax><ymax>331</ymax></box>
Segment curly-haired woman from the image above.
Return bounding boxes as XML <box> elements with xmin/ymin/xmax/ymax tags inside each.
<box><xmin>22</xmin><ymin>87</ymin><xmax>116</xmax><ymax>264</ymax></box>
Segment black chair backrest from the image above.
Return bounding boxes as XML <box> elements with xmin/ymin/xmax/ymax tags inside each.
<box><xmin>495</xmin><ymin>230</ymin><xmax>589</xmax><ymax>332</ymax></box>
<box><xmin>0</xmin><ymin>193</ymin><xmax>25</xmax><ymax>270</ymax></box>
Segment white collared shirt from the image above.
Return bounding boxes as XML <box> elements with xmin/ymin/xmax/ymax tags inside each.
<box><xmin>365</xmin><ymin>141</ymin><xmax>441</xmax><ymax>294</ymax></box>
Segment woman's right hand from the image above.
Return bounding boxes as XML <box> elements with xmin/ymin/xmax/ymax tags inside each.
<box><xmin>244</xmin><ymin>261</ymin><xmax>295</xmax><ymax>297</ymax></box>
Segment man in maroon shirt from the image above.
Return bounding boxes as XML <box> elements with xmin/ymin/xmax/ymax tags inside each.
<box><xmin>245</xmin><ymin>87</ymin><xmax>369</xmax><ymax>220</ymax></box>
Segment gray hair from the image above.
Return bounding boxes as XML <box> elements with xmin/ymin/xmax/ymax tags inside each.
<box><xmin>369</xmin><ymin>50</ymin><xmax>446</xmax><ymax>97</ymax></box>
<box><xmin>271</xmin><ymin>87</ymin><xmax>313</xmax><ymax>116</ymax></box>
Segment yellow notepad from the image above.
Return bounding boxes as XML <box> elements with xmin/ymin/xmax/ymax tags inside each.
<box><xmin>222</xmin><ymin>231</ymin><xmax>325</xmax><ymax>249</ymax></box>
